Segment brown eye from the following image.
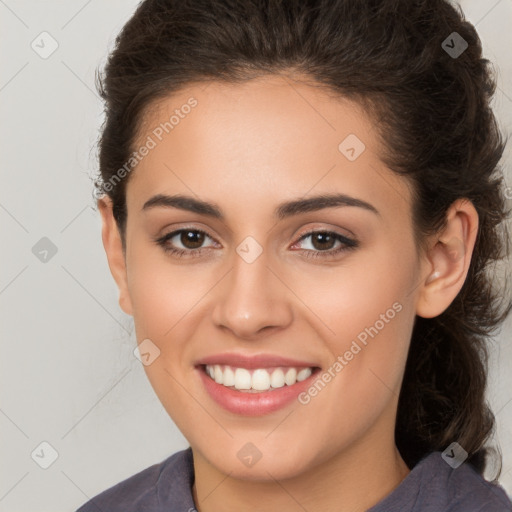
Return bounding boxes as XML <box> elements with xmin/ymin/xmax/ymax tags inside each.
<box><xmin>180</xmin><ymin>230</ymin><xmax>206</xmax><ymax>249</ymax></box>
<box><xmin>155</xmin><ymin>228</ymin><xmax>217</xmax><ymax>257</ymax></box>
<box><xmin>309</xmin><ymin>232</ymin><xmax>337</xmax><ymax>251</ymax></box>
<box><xmin>292</xmin><ymin>230</ymin><xmax>359</xmax><ymax>260</ymax></box>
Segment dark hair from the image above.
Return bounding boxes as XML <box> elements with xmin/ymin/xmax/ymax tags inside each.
<box><xmin>94</xmin><ymin>0</ymin><xmax>512</xmax><ymax>476</ymax></box>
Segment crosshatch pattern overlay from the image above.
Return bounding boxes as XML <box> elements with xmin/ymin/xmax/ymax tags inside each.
<box><xmin>1</xmin><ymin>1</ymin><xmax>512</xmax><ymax>510</ymax></box>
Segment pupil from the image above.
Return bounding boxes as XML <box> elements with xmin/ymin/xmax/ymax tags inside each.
<box><xmin>313</xmin><ymin>233</ymin><xmax>334</xmax><ymax>250</ymax></box>
<box><xmin>182</xmin><ymin>231</ymin><xmax>204</xmax><ymax>249</ymax></box>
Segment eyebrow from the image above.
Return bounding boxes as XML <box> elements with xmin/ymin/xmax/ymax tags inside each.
<box><xmin>142</xmin><ymin>193</ymin><xmax>380</xmax><ymax>219</ymax></box>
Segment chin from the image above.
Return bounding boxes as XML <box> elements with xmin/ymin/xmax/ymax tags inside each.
<box><xmin>197</xmin><ymin>439</ymin><xmax>324</xmax><ymax>482</ymax></box>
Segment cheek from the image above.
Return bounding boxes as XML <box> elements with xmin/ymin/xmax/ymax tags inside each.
<box><xmin>124</xmin><ymin>243</ymin><xmax>224</xmax><ymax>404</ymax></box>
<box><xmin>124</xmin><ymin>249</ymin><xmax>209</xmax><ymax>433</ymax></box>
<box><xmin>125</xmin><ymin>234</ymin><xmax>210</xmax><ymax>338</ymax></box>
<box><xmin>289</xmin><ymin>244</ymin><xmax>416</xmax><ymax>408</ymax></box>
<box><xmin>288</xmin><ymin>241</ymin><xmax>416</xmax><ymax>342</ymax></box>
<box><xmin>290</xmin><ymin>287</ymin><xmax>414</xmax><ymax>465</ymax></box>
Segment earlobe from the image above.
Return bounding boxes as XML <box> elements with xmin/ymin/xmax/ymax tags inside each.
<box><xmin>416</xmin><ymin>199</ymin><xmax>478</xmax><ymax>319</ymax></box>
<box><xmin>98</xmin><ymin>197</ymin><xmax>133</xmax><ymax>316</ymax></box>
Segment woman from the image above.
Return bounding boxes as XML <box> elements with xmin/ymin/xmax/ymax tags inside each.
<box><xmin>77</xmin><ymin>0</ymin><xmax>512</xmax><ymax>510</ymax></box>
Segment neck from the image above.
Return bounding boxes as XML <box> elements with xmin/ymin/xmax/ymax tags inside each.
<box><xmin>192</xmin><ymin>438</ymin><xmax>410</xmax><ymax>512</ymax></box>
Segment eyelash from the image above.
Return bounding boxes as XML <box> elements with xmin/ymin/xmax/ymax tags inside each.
<box><xmin>155</xmin><ymin>227</ymin><xmax>359</xmax><ymax>260</ymax></box>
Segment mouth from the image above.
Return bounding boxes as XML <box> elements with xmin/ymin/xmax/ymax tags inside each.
<box><xmin>200</xmin><ymin>364</ymin><xmax>318</xmax><ymax>393</ymax></box>
<box><xmin>194</xmin><ymin>355</ymin><xmax>321</xmax><ymax>416</ymax></box>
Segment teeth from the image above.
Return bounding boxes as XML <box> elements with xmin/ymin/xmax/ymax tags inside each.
<box><xmin>234</xmin><ymin>368</ymin><xmax>251</xmax><ymax>390</ymax></box>
<box><xmin>297</xmin><ymin>368</ymin><xmax>312</xmax><ymax>381</ymax></box>
<box><xmin>205</xmin><ymin>364</ymin><xmax>314</xmax><ymax>392</ymax></box>
<box><xmin>214</xmin><ymin>365</ymin><xmax>224</xmax><ymax>384</ymax></box>
<box><xmin>223</xmin><ymin>366</ymin><xmax>235</xmax><ymax>386</ymax></box>
<box><xmin>270</xmin><ymin>368</ymin><xmax>285</xmax><ymax>388</ymax></box>
<box><xmin>252</xmin><ymin>369</ymin><xmax>271</xmax><ymax>391</ymax></box>
<box><xmin>284</xmin><ymin>368</ymin><xmax>297</xmax><ymax>385</ymax></box>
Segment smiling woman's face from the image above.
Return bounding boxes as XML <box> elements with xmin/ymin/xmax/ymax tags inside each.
<box><xmin>101</xmin><ymin>74</ymin><xmax>430</xmax><ymax>480</ymax></box>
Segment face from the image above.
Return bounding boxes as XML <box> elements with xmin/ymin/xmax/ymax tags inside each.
<box><xmin>103</xmin><ymin>75</ymin><xmax>431</xmax><ymax>480</ymax></box>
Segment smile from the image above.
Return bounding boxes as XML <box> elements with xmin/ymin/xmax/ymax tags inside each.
<box><xmin>204</xmin><ymin>364</ymin><xmax>314</xmax><ymax>392</ymax></box>
<box><xmin>195</xmin><ymin>355</ymin><xmax>321</xmax><ymax>415</ymax></box>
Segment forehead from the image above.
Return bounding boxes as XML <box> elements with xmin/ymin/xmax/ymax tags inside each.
<box><xmin>128</xmin><ymin>75</ymin><xmax>412</xmax><ymax>220</ymax></box>
<box><xmin>137</xmin><ymin>74</ymin><xmax>371</xmax><ymax>160</ymax></box>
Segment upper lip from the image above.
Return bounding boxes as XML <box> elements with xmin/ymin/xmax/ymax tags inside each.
<box><xmin>195</xmin><ymin>353</ymin><xmax>319</xmax><ymax>369</ymax></box>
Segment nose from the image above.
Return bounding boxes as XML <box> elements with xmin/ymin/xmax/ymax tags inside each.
<box><xmin>211</xmin><ymin>247</ymin><xmax>294</xmax><ymax>341</ymax></box>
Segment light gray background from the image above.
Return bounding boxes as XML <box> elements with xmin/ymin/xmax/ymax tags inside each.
<box><xmin>0</xmin><ymin>1</ymin><xmax>511</xmax><ymax>510</ymax></box>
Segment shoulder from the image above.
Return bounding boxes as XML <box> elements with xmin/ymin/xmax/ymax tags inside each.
<box><xmin>75</xmin><ymin>447</ymin><xmax>195</xmax><ymax>512</ymax></box>
<box><xmin>370</xmin><ymin>451</ymin><xmax>512</xmax><ymax>512</ymax></box>
<box><xmin>439</xmin><ymin>453</ymin><xmax>512</xmax><ymax>511</ymax></box>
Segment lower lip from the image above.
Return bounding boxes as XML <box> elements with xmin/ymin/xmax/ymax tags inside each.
<box><xmin>197</xmin><ymin>366</ymin><xmax>318</xmax><ymax>416</ymax></box>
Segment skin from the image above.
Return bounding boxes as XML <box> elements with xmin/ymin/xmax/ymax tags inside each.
<box><xmin>99</xmin><ymin>74</ymin><xmax>478</xmax><ymax>512</ymax></box>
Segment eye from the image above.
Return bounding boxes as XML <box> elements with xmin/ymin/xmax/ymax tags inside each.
<box><xmin>291</xmin><ymin>230</ymin><xmax>358</xmax><ymax>259</ymax></box>
<box><xmin>155</xmin><ymin>227</ymin><xmax>358</xmax><ymax>260</ymax></box>
<box><xmin>155</xmin><ymin>228</ymin><xmax>218</xmax><ymax>257</ymax></box>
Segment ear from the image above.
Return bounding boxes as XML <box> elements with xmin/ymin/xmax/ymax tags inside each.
<box><xmin>416</xmin><ymin>198</ymin><xmax>479</xmax><ymax>319</ymax></box>
<box><xmin>98</xmin><ymin>197</ymin><xmax>133</xmax><ymax>316</ymax></box>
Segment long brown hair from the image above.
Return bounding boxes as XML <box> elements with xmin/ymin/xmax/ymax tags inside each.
<box><xmin>94</xmin><ymin>0</ymin><xmax>512</xmax><ymax>476</ymax></box>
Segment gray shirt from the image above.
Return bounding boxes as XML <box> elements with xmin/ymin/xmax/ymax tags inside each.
<box><xmin>76</xmin><ymin>448</ymin><xmax>512</xmax><ymax>511</ymax></box>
